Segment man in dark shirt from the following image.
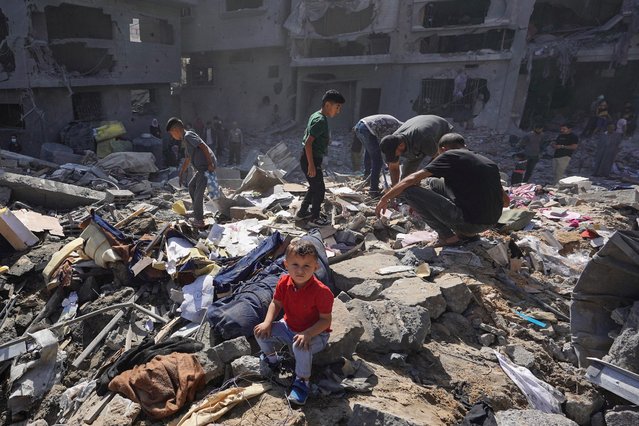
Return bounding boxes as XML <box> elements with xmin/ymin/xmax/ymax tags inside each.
<box><xmin>551</xmin><ymin>123</ymin><xmax>579</xmax><ymax>184</ymax></box>
<box><xmin>379</xmin><ymin>115</ymin><xmax>453</xmax><ymax>186</ymax></box>
<box><xmin>376</xmin><ymin>133</ymin><xmax>508</xmax><ymax>247</ymax></box>
<box><xmin>167</xmin><ymin>117</ymin><xmax>217</xmax><ymax>228</ymax></box>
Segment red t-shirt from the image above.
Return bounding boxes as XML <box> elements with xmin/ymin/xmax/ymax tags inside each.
<box><xmin>273</xmin><ymin>274</ymin><xmax>334</xmax><ymax>333</ymax></box>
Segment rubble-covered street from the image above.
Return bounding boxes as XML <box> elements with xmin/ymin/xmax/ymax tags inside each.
<box><xmin>1</xmin><ymin>123</ymin><xmax>639</xmax><ymax>425</ymax></box>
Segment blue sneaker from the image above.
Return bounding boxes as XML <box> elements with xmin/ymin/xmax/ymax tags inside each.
<box><xmin>287</xmin><ymin>377</ymin><xmax>309</xmax><ymax>405</ymax></box>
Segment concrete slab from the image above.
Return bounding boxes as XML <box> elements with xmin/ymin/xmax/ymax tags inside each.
<box><xmin>331</xmin><ymin>252</ymin><xmax>410</xmax><ymax>292</ymax></box>
<box><xmin>380</xmin><ymin>277</ymin><xmax>446</xmax><ymax>319</ymax></box>
<box><xmin>0</xmin><ymin>171</ymin><xmax>105</xmax><ymax>210</ymax></box>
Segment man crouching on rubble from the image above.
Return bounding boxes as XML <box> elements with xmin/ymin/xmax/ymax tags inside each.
<box><xmin>254</xmin><ymin>238</ymin><xmax>334</xmax><ymax>405</ymax></box>
<box><xmin>167</xmin><ymin>117</ymin><xmax>217</xmax><ymax>229</ymax></box>
<box><xmin>375</xmin><ymin>133</ymin><xmax>509</xmax><ymax>247</ymax></box>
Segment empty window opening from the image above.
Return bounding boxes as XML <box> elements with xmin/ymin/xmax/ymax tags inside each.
<box><xmin>0</xmin><ymin>8</ymin><xmax>15</xmax><ymax>74</ymax></box>
<box><xmin>0</xmin><ymin>104</ymin><xmax>24</xmax><ymax>129</ymax></box>
<box><xmin>529</xmin><ymin>1</ymin><xmax>623</xmax><ymax>35</ymax></box>
<box><xmin>268</xmin><ymin>65</ymin><xmax>279</xmax><ymax>79</ymax></box>
<box><xmin>181</xmin><ymin>7</ymin><xmax>192</xmax><ymax>18</ymax></box>
<box><xmin>229</xmin><ymin>51</ymin><xmax>254</xmax><ymax>63</ymax></box>
<box><xmin>226</xmin><ymin>0</ymin><xmax>264</xmax><ymax>12</ymax></box>
<box><xmin>416</xmin><ymin>78</ymin><xmax>489</xmax><ymax>119</ymax></box>
<box><xmin>190</xmin><ymin>67</ymin><xmax>214</xmax><ymax>86</ymax></box>
<box><xmin>49</xmin><ymin>43</ymin><xmax>114</xmax><ymax>75</ymax></box>
<box><xmin>422</xmin><ymin>0</ymin><xmax>490</xmax><ymax>28</ymax></box>
<box><xmin>72</xmin><ymin>92</ymin><xmax>103</xmax><ymax>121</ymax></box>
<box><xmin>130</xmin><ymin>17</ymin><xmax>174</xmax><ymax>44</ymax></box>
<box><xmin>131</xmin><ymin>89</ymin><xmax>157</xmax><ymax>114</ymax></box>
<box><xmin>420</xmin><ymin>29</ymin><xmax>515</xmax><ymax>54</ymax></box>
<box><xmin>44</xmin><ymin>4</ymin><xmax>112</xmax><ymax>40</ymax></box>
<box><xmin>311</xmin><ymin>4</ymin><xmax>375</xmax><ymax>36</ymax></box>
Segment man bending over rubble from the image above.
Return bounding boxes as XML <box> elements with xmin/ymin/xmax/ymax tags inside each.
<box><xmin>379</xmin><ymin>114</ymin><xmax>454</xmax><ymax>186</ymax></box>
<box><xmin>166</xmin><ymin>117</ymin><xmax>217</xmax><ymax>229</ymax></box>
<box><xmin>376</xmin><ymin>133</ymin><xmax>508</xmax><ymax>247</ymax></box>
<box><xmin>254</xmin><ymin>238</ymin><xmax>334</xmax><ymax>405</ymax></box>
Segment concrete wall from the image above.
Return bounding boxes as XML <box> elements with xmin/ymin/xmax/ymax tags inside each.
<box><xmin>0</xmin><ymin>0</ymin><xmax>185</xmax><ymax>156</ymax></box>
<box><xmin>181</xmin><ymin>0</ymin><xmax>289</xmax><ymax>52</ymax></box>
<box><xmin>179</xmin><ymin>47</ymin><xmax>294</xmax><ymax>131</ymax></box>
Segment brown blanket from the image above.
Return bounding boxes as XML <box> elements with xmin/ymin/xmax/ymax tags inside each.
<box><xmin>108</xmin><ymin>352</ymin><xmax>205</xmax><ymax>419</ymax></box>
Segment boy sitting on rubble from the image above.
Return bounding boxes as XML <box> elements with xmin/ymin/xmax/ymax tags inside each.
<box><xmin>254</xmin><ymin>238</ymin><xmax>334</xmax><ymax>405</ymax></box>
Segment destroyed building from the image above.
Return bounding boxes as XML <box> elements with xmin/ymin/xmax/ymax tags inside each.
<box><xmin>0</xmin><ymin>0</ymin><xmax>196</xmax><ymax>157</ymax></box>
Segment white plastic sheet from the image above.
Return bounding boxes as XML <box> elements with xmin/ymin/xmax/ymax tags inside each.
<box><xmin>180</xmin><ymin>275</ymin><xmax>215</xmax><ymax>323</ymax></box>
<box><xmin>495</xmin><ymin>351</ymin><xmax>565</xmax><ymax>414</ymax></box>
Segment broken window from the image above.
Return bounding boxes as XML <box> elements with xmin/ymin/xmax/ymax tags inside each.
<box><xmin>0</xmin><ymin>8</ymin><xmax>16</xmax><ymax>74</ymax></box>
<box><xmin>420</xmin><ymin>29</ymin><xmax>515</xmax><ymax>54</ymax></box>
<box><xmin>0</xmin><ymin>104</ymin><xmax>24</xmax><ymax>129</ymax></box>
<box><xmin>131</xmin><ymin>89</ymin><xmax>156</xmax><ymax>114</ymax></box>
<box><xmin>44</xmin><ymin>4</ymin><xmax>113</xmax><ymax>40</ymax></box>
<box><xmin>72</xmin><ymin>92</ymin><xmax>103</xmax><ymax>121</ymax></box>
<box><xmin>190</xmin><ymin>67</ymin><xmax>214</xmax><ymax>86</ymax></box>
<box><xmin>421</xmin><ymin>0</ymin><xmax>490</xmax><ymax>28</ymax></box>
<box><xmin>268</xmin><ymin>65</ymin><xmax>279</xmax><ymax>79</ymax></box>
<box><xmin>130</xmin><ymin>17</ymin><xmax>174</xmax><ymax>44</ymax></box>
<box><xmin>225</xmin><ymin>0</ymin><xmax>264</xmax><ymax>12</ymax></box>
<box><xmin>416</xmin><ymin>78</ymin><xmax>489</xmax><ymax>118</ymax></box>
<box><xmin>310</xmin><ymin>3</ymin><xmax>375</xmax><ymax>36</ymax></box>
<box><xmin>49</xmin><ymin>43</ymin><xmax>114</xmax><ymax>75</ymax></box>
<box><xmin>530</xmin><ymin>1</ymin><xmax>623</xmax><ymax>34</ymax></box>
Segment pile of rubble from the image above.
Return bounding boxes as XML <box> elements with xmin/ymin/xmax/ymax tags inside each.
<box><xmin>1</xmin><ymin>128</ymin><xmax>639</xmax><ymax>426</ymax></box>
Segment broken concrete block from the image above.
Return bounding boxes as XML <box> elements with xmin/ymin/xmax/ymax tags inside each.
<box><xmin>434</xmin><ymin>274</ymin><xmax>473</xmax><ymax>314</ymax></box>
<box><xmin>0</xmin><ymin>172</ymin><xmax>105</xmax><ymax>209</ymax></box>
<box><xmin>332</xmin><ymin>253</ymin><xmax>410</xmax><ymax>292</ymax></box>
<box><xmin>564</xmin><ymin>391</ymin><xmax>605</xmax><ymax>426</ymax></box>
<box><xmin>231</xmin><ymin>355</ymin><xmax>261</xmax><ymax>377</ymax></box>
<box><xmin>380</xmin><ymin>277</ymin><xmax>446</xmax><ymax>319</ymax></box>
<box><xmin>0</xmin><ymin>186</ymin><xmax>11</xmax><ymax>205</ymax></box>
<box><xmin>346</xmin><ymin>299</ymin><xmax>430</xmax><ymax>353</ymax></box>
<box><xmin>495</xmin><ymin>409</ymin><xmax>578</xmax><ymax>425</ymax></box>
<box><xmin>437</xmin><ymin>312</ymin><xmax>477</xmax><ymax>344</ymax></box>
<box><xmin>8</xmin><ymin>255</ymin><xmax>35</xmax><ymax>277</ymax></box>
<box><xmin>478</xmin><ymin>333</ymin><xmax>496</xmax><ymax>346</ymax></box>
<box><xmin>605</xmin><ymin>405</ymin><xmax>639</xmax><ymax>426</ymax></box>
<box><xmin>97</xmin><ymin>394</ymin><xmax>141</xmax><ymax>426</ymax></box>
<box><xmin>558</xmin><ymin>176</ymin><xmax>592</xmax><ymax>192</ymax></box>
<box><xmin>196</xmin><ymin>350</ymin><xmax>225</xmax><ymax>383</ymax></box>
<box><xmin>347</xmin><ymin>280</ymin><xmax>383</xmax><ymax>301</ymax></box>
<box><xmin>0</xmin><ymin>208</ymin><xmax>39</xmax><ymax>251</ymax></box>
<box><xmin>504</xmin><ymin>345</ymin><xmax>535</xmax><ymax>369</ymax></box>
<box><xmin>314</xmin><ymin>298</ymin><xmax>364</xmax><ymax>365</ymax></box>
<box><xmin>605</xmin><ymin>301</ymin><xmax>639</xmax><ymax>373</ymax></box>
<box><xmin>213</xmin><ymin>336</ymin><xmax>252</xmax><ymax>364</ymax></box>
<box><xmin>348</xmin><ymin>403</ymin><xmax>422</xmax><ymax>426</ymax></box>
<box><xmin>229</xmin><ymin>206</ymin><xmax>268</xmax><ymax>220</ymax></box>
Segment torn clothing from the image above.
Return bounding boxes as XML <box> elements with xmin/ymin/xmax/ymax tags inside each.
<box><xmin>108</xmin><ymin>352</ymin><xmax>206</xmax><ymax>419</ymax></box>
<box><xmin>177</xmin><ymin>383</ymin><xmax>270</xmax><ymax>426</ymax></box>
<box><xmin>97</xmin><ymin>337</ymin><xmax>203</xmax><ymax>396</ymax></box>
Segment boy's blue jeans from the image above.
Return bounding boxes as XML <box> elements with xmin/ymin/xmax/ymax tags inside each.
<box><xmin>354</xmin><ymin>120</ymin><xmax>383</xmax><ymax>193</ymax></box>
<box><xmin>255</xmin><ymin>320</ymin><xmax>329</xmax><ymax>379</ymax></box>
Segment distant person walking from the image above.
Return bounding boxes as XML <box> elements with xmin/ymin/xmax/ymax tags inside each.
<box><xmin>227</xmin><ymin>122</ymin><xmax>243</xmax><ymax>166</ymax></box>
<box><xmin>551</xmin><ymin>123</ymin><xmax>579</xmax><ymax>184</ymax></box>
<box><xmin>518</xmin><ymin>123</ymin><xmax>544</xmax><ymax>183</ymax></box>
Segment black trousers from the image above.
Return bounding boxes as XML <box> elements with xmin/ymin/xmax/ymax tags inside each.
<box><xmin>300</xmin><ymin>154</ymin><xmax>325</xmax><ymax>218</ymax></box>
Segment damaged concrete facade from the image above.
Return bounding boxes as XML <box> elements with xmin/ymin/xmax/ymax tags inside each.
<box><xmin>179</xmin><ymin>0</ymin><xmax>639</xmax><ymax>133</ymax></box>
<box><xmin>0</xmin><ymin>0</ymin><xmax>195</xmax><ymax>156</ymax></box>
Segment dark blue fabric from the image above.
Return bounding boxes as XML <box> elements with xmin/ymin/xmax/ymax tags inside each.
<box><xmin>91</xmin><ymin>212</ymin><xmax>129</xmax><ymax>242</ymax></box>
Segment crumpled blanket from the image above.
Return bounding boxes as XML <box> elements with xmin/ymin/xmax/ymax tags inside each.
<box><xmin>177</xmin><ymin>383</ymin><xmax>270</xmax><ymax>426</ymax></box>
<box><xmin>97</xmin><ymin>336</ymin><xmax>203</xmax><ymax>396</ymax></box>
<box><xmin>108</xmin><ymin>352</ymin><xmax>206</xmax><ymax>419</ymax></box>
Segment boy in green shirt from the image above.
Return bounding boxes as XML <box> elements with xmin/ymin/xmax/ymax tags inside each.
<box><xmin>296</xmin><ymin>89</ymin><xmax>346</xmax><ymax>226</ymax></box>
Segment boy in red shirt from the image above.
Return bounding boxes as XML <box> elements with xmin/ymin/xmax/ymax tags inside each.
<box><xmin>254</xmin><ymin>238</ymin><xmax>334</xmax><ymax>405</ymax></box>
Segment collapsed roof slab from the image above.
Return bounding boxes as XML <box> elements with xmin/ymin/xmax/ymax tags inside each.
<box><xmin>0</xmin><ymin>171</ymin><xmax>105</xmax><ymax>210</ymax></box>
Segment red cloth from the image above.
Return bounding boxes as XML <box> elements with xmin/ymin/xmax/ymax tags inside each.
<box><xmin>273</xmin><ymin>274</ymin><xmax>333</xmax><ymax>333</ymax></box>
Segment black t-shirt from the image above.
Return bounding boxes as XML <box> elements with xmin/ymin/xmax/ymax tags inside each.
<box><xmin>553</xmin><ymin>133</ymin><xmax>579</xmax><ymax>158</ymax></box>
<box><xmin>424</xmin><ymin>149</ymin><xmax>503</xmax><ymax>224</ymax></box>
